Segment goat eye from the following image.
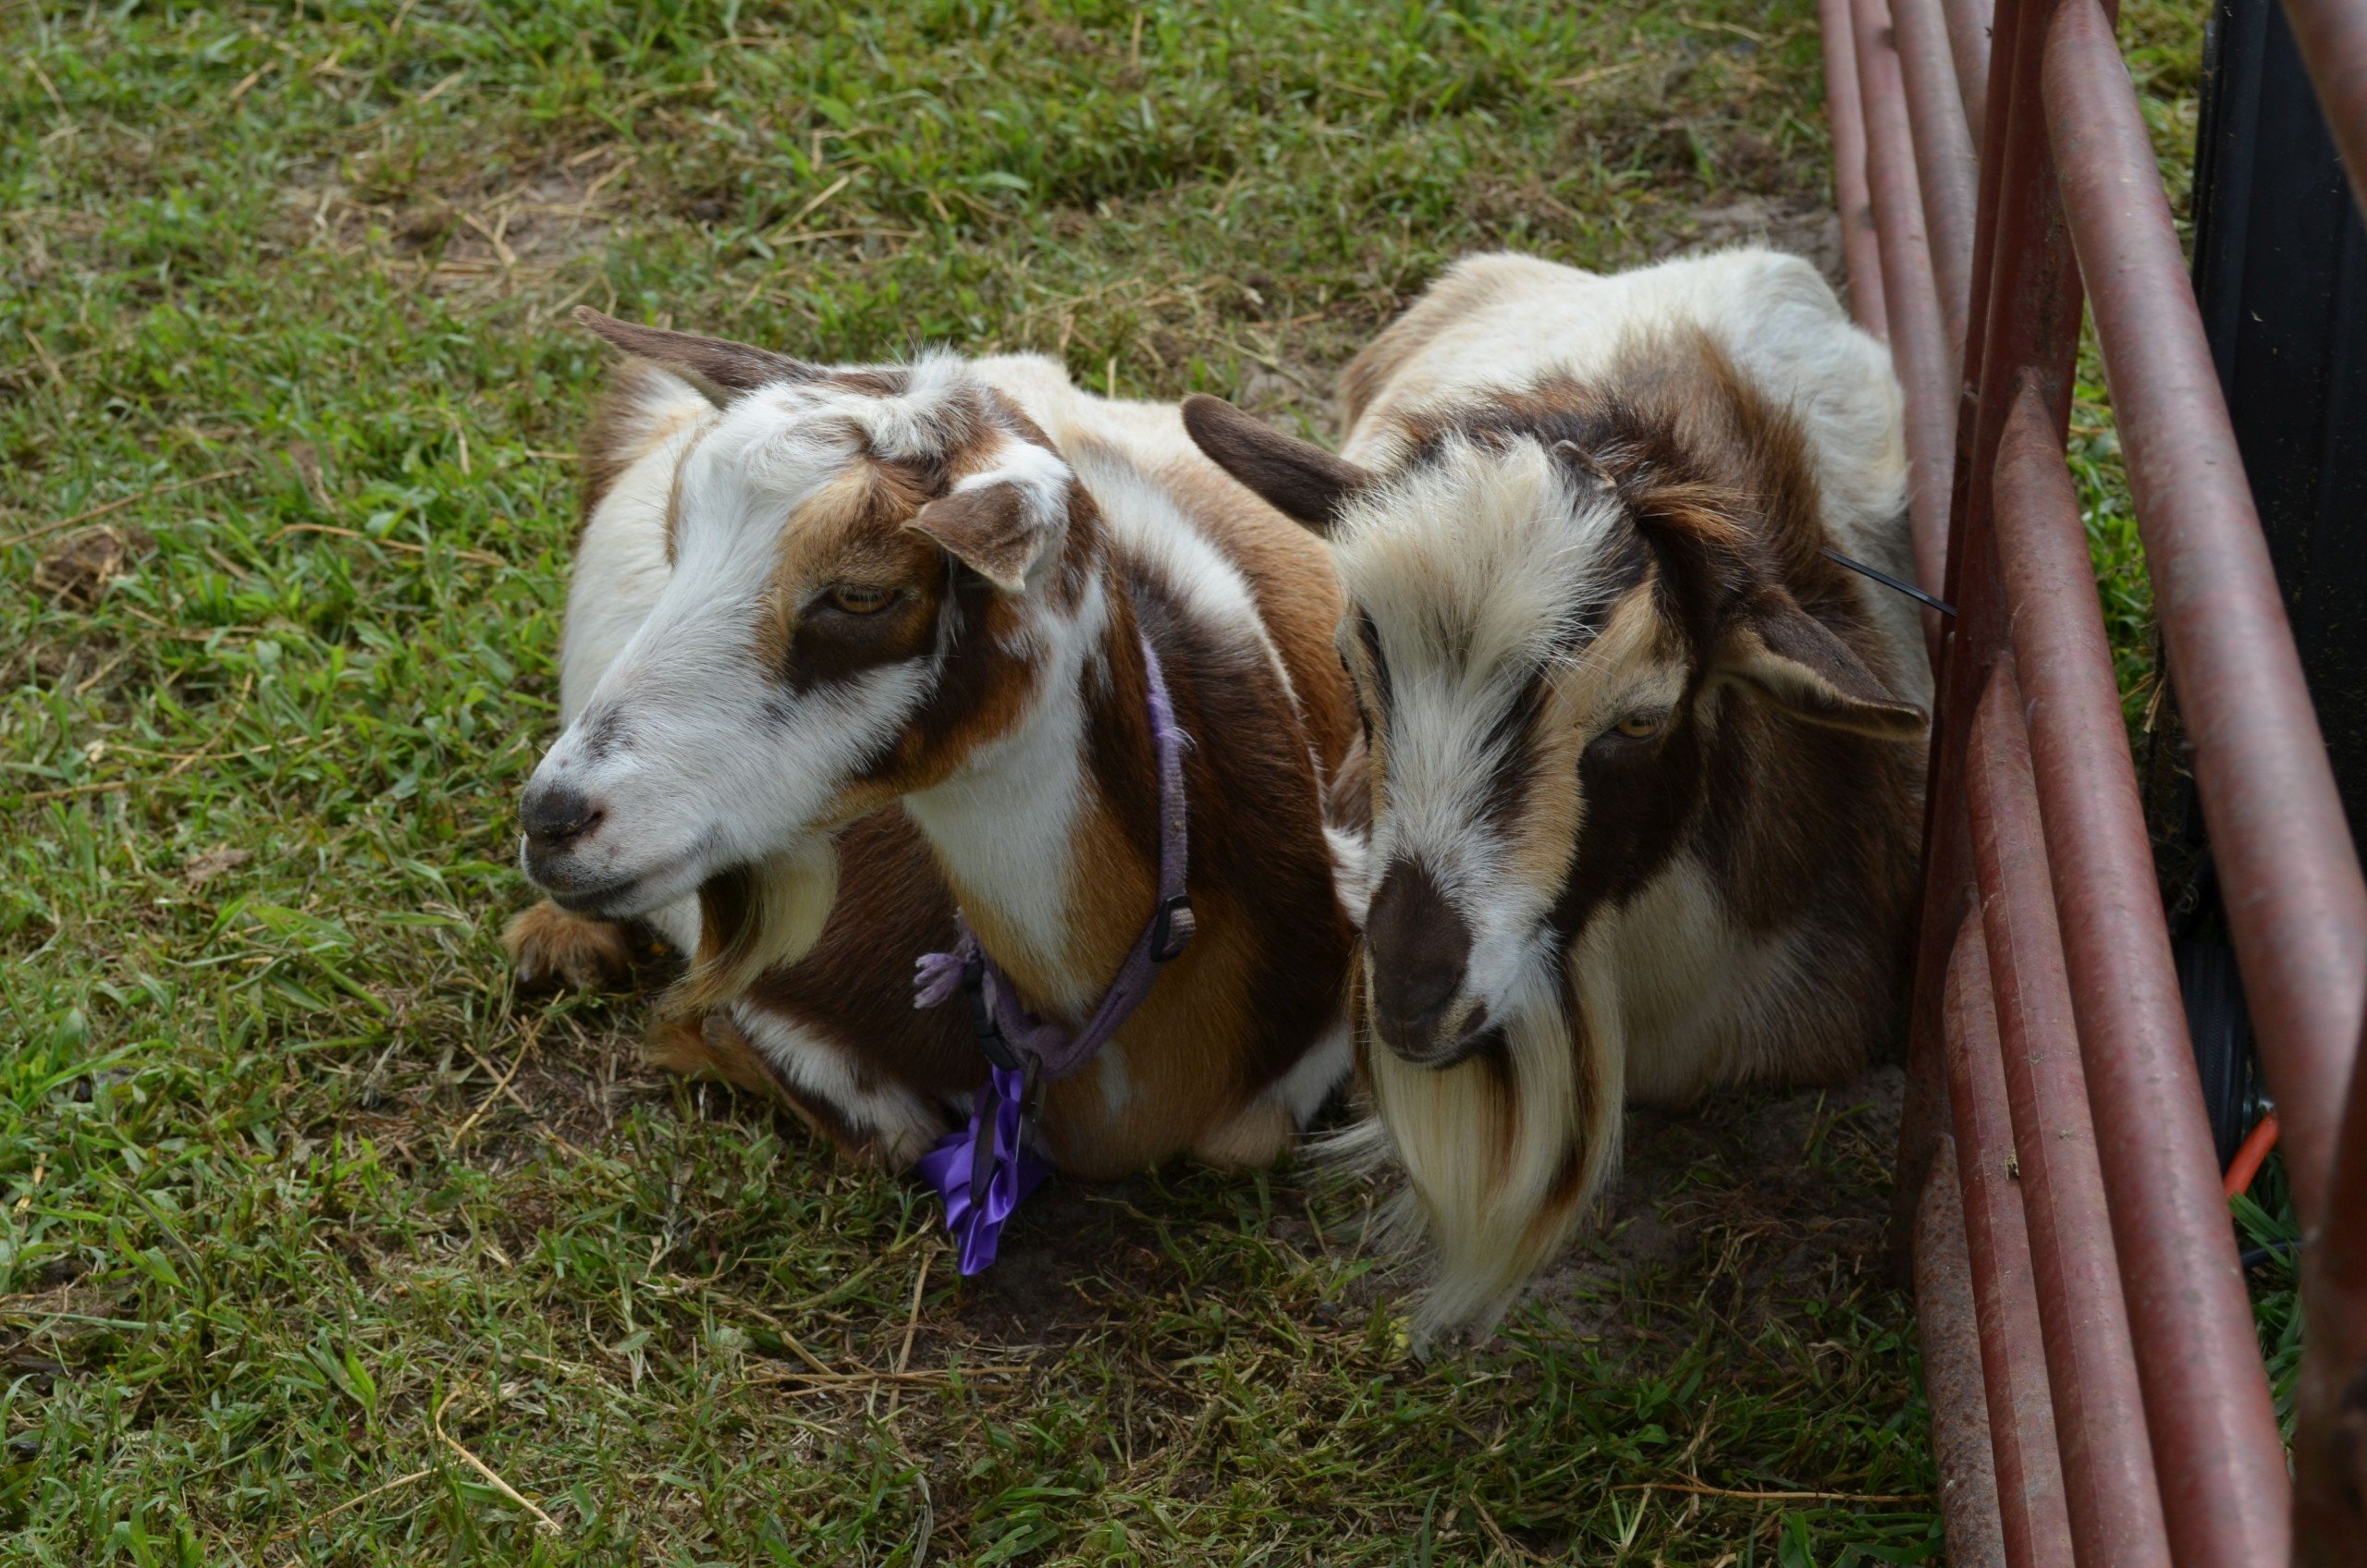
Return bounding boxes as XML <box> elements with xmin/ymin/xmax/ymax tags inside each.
<box><xmin>1613</xmin><ymin>713</ymin><xmax>1666</xmax><ymax>740</ymax></box>
<box><xmin>825</xmin><ymin>584</ymin><xmax>896</xmax><ymax>615</ymax></box>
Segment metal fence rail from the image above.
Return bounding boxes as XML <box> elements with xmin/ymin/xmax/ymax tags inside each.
<box><xmin>1819</xmin><ymin>0</ymin><xmax>2367</xmax><ymax>1557</ymax></box>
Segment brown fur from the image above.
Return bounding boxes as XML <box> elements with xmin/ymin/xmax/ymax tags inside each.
<box><xmin>502</xmin><ymin>900</ymin><xmax>640</xmax><ymax>989</ymax></box>
<box><xmin>531</xmin><ymin>342</ymin><xmax>1363</xmax><ymax>1182</ymax></box>
<box><xmin>1200</xmin><ymin>301</ymin><xmax>1925</xmax><ymax>1332</ymax></box>
<box><xmin>1510</xmin><ymin>342</ymin><xmax>1924</xmax><ymax>1059</ymax></box>
<box><xmin>1154</xmin><ymin>449</ymin><xmax>1362</xmax><ymax>774</ymax></box>
<box><xmin>579</xmin><ymin>361</ymin><xmax>703</xmax><ymax>532</ymax></box>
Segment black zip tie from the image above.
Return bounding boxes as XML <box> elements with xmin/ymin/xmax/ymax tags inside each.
<box><xmin>1821</xmin><ymin>545</ymin><xmax>1957</xmax><ymax>618</ymax></box>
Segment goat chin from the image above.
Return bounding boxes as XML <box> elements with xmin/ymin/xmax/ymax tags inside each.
<box><xmin>669</xmin><ymin>837</ymin><xmax>840</xmax><ymax>1014</ymax></box>
<box><xmin>1332</xmin><ymin>954</ymin><xmax>1625</xmax><ymax>1350</ymax></box>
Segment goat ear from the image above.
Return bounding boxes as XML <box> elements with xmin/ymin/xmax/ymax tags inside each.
<box><xmin>574</xmin><ymin>307</ymin><xmax>818</xmax><ymax>408</ymax></box>
<box><xmin>1714</xmin><ymin>590</ymin><xmax>1928</xmax><ymax>741</ymax></box>
<box><xmin>903</xmin><ymin>479</ymin><xmax>1058</xmax><ymax>594</ymax></box>
<box><xmin>1182</xmin><ymin>394</ymin><xmax>1373</xmax><ymax>533</ymax></box>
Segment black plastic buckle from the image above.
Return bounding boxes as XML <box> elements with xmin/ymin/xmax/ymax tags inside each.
<box><xmin>966</xmin><ymin>1089</ymin><xmax>998</xmax><ymax>1207</ymax></box>
<box><xmin>1148</xmin><ymin>893</ymin><xmax>1196</xmax><ymax>963</ymax></box>
<box><xmin>964</xmin><ymin>966</ymin><xmax>1021</xmax><ymax>1072</ymax></box>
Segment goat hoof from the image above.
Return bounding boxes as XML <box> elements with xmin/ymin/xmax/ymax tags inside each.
<box><xmin>502</xmin><ymin>900</ymin><xmax>636</xmax><ymax>989</ymax></box>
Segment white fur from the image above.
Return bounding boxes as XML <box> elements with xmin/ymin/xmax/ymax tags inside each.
<box><xmin>729</xmin><ymin>1003</ymin><xmax>942</xmax><ymax>1166</ymax></box>
<box><xmin>1260</xmin><ymin>1009</ymin><xmax>1356</xmax><ymax>1132</ymax></box>
<box><xmin>526</xmin><ymin>375</ymin><xmax>947</xmax><ymax>927</ymax></box>
<box><xmin>1335</xmin><ymin>441</ymin><xmax>1633</xmax><ymax>1018</ymax></box>
<box><xmin>530</xmin><ymin>345</ymin><xmax>1362</xmax><ymax>1168</ymax></box>
<box><xmin>1346</xmin><ymin>249</ymin><xmax>1926</xmax><ymax>706</ymax></box>
<box><xmin>901</xmin><ymin>628</ymin><xmax>1099</xmax><ymax>1017</ymax></box>
<box><xmin>558</xmin><ymin>379</ymin><xmax>712</xmax><ymax>953</ymax></box>
<box><xmin>1357</xmin><ymin>953</ymin><xmax>1609</xmax><ymax>1338</ymax></box>
<box><xmin>1331</xmin><ymin>249</ymin><xmax>1924</xmax><ymax>1333</ymax></box>
<box><xmin>1324</xmin><ymin>824</ymin><xmax>1372</xmax><ymax>926</ymax></box>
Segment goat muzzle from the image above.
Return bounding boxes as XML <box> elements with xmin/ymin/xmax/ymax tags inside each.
<box><xmin>1365</xmin><ymin>858</ymin><xmax>1479</xmax><ymax>1064</ymax></box>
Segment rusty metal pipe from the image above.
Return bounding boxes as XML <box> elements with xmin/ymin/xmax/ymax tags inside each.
<box><xmin>1895</xmin><ymin>0</ymin><xmax>2043</xmax><ymax>1232</ymax></box>
<box><xmin>1886</xmin><ymin>0</ymin><xmax>1980</xmax><ymax>356</ymax></box>
<box><xmin>1937</xmin><ymin>0</ymin><xmax>2088</xmax><ymax>676</ymax></box>
<box><xmin>1991</xmin><ymin>380</ymin><xmax>2293</xmax><ymax>1563</ymax></box>
<box><xmin>1968</xmin><ymin>659</ymin><xmax>2173</xmax><ymax>1568</ymax></box>
<box><xmin>1915</xmin><ymin>1141</ymin><xmax>2008</xmax><ymax>1568</ymax></box>
<box><xmin>1944</xmin><ymin>919</ymin><xmax>2076</xmax><ymax>1568</ymax></box>
<box><xmin>2042</xmin><ymin>0</ymin><xmax>2367</xmax><ymax>1231</ymax></box>
<box><xmin>1821</xmin><ymin>0</ymin><xmax>1893</xmax><ymax>337</ymax></box>
<box><xmin>1902</xmin><ymin>0</ymin><xmax>2083</xmax><ymax>1233</ymax></box>
<box><xmin>1851</xmin><ymin>0</ymin><xmax>1958</xmax><ymax>634</ymax></box>
<box><xmin>1938</xmin><ymin>0</ymin><xmax>1995</xmax><ymax>147</ymax></box>
<box><xmin>2277</xmin><ymin>0</ymin><xmax>2367</xmax><ymax>223</ymax></box>
<box><xmin>2293</xmin><ymin>1011</ymin><xmax>2367</xmax><ymax>1563</ymax></box>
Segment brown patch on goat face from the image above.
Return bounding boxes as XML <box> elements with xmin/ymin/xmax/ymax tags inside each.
<box><xmin>1498</xmin><ymin>590</ymin><xmax>1674</xmax><ymax>899</ymax></box>
<box><xmin>744</xmin><ymin>437</ymin><xmax>1080</xmax><ymax>820</ymax></box>
<box><xmin>752</xmin><ymin>468</ymin><xmax>936</xmax><ymax>679</ymax></box>
<box><xmin>837</xmin><ymin>554</ymin><xmax>1065</xmax><ymax>829</ymax></box>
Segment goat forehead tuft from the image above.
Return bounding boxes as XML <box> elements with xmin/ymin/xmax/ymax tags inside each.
<box><xmin>679</xmin><ymin>355</ymin><xmax>1072</xmax><ymax>532</ymax></box>
<box><xmin>1336</xmin><ymin>437</ymin><xmax>1634</xmax><ymax>680</ymax></box>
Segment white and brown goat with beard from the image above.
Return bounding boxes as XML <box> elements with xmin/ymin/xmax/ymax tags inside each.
<box><xmin>503</xmin><ymin>311</ymin><xmax>1364</xmax><ymax>1180</ymax></box>
<box><xmin>1183</xmin><ymin>250</ymin><xmax>1931</xmax><ymax>1335</ymax></box>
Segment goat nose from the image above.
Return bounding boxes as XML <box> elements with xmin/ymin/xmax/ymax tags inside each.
<box><xmin>521</xmin><ymin>781</ymin><xmax>603</xmax><ymax>851</ymax></box>
<box><xmin>1364</xmin><ymin>859</ymin><xmax>1473</xmax><ymax>1055</ymax></box>
<box><xmin>1375</xmin><ymin>956</ymin><xmax>1460</xmax><ymax>1031</ymax></box>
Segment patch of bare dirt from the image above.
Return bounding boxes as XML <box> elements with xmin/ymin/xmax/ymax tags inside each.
<box><xmin>284</xmin><ymin>146</ymin><xmax>635</xmax><ymax>299</ymax></box>
<box><xmin>942</xmin><ymin>1179</ymin><xmax>1181</xmax><ymax>1339</ymax></box>
<box><xmin>1522</xmin><ymin>1064</ymin><xmax>1905</xmax><ymax>1341</ymax></box>
<box><xmin>181</xmin><ymin>845</ymin><xmax>253</xmax><ymax>886</ymax></box>
<box><xmin>31</xmin><ymin>524</ymin><xmax>150</xmax><ymax>606</ymax></box>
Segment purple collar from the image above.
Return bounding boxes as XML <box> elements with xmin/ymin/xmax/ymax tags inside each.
<box><xmin>911</xmin><ymin>630</ymin><xmax>1195</xmax><ymax>1274</ymax></box>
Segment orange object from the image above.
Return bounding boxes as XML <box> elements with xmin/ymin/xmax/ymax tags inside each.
<box><xmin>2223</xmin><ymin>1111</ymin><xmax>2281</xmax><ymax>1199</ymax></box>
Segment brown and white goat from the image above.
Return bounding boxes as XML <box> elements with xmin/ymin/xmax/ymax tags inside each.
<box><xmin>504</xmin><ymin>312</ymin><xmax>1364</xmax><ymax>1178</ymax></box>
<box><xmin>1182</xmin><ymin>250</ymin><xmax>1931</xmax><ymax>1334</ymax></box>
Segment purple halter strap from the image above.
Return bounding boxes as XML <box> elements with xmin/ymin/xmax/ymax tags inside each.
<box><xmin>911</xmin><ymin>630</ymin><xmax>1195</xmax><ymax>1275</ymax></box>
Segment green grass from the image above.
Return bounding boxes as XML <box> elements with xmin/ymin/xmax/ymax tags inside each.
<box><xmin>0</xmin><ymin>0</ymin><xmax>2231</xmax><ymax>1561</ymax></box>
